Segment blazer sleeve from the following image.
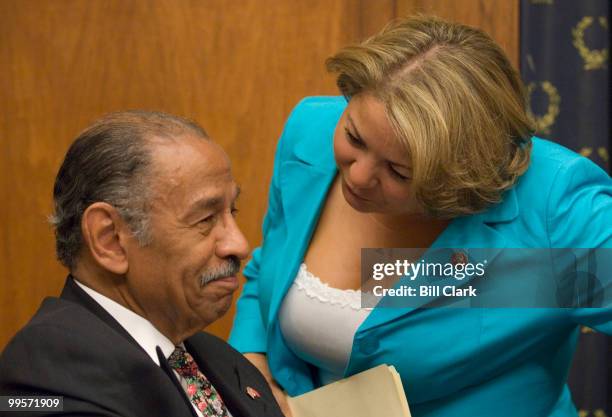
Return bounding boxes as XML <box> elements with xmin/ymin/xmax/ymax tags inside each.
<box><xmin>545</xmin><ymin>155</ymin><xmax>612</xmax><ymax>333</ymax></box>
<box><xmin>229</xmin><ymin>119</ymin><xmax>287</xmax><ymax>354</ymax></box>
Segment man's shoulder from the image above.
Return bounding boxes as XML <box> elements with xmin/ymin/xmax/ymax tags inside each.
<box><xmin>0</xmin><ymin>293</ymin><xmax>163</xmax><ymax>390</ymax></box>
<box><xmin>3</xmin><ymin>296</ymin><xmax>125</xmax><ymax>350</ymax></box>
<box><xmin>186</xmin><ymin>331</ymin><xmax>272</xmax><ymax>387</ymax></box>
<box><xmin>0</xmin><ymin>296</ymin><xmax>141</xmax><ymax>374</ymax></box>
<box><xmin>0</xmin><ymin>297</ymin><xmax>191</xmax><ymax>417</ymax></box>
<box><xmin>187</xmin><ymin>331</ymin><xmax>246</xmax><ymax>363</ymax></box>
<box><xmin>3</xmin><ymin>296</ymin><xmax>96</xmax><ymax>348</ymax></box>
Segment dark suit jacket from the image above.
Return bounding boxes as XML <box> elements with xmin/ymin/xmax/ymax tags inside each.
<box><xmin>0</xmin><ymin>277</ymin><xmax>284</xmax><ymax>417</ymax></box>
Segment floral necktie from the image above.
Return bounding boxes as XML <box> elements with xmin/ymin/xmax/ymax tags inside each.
<box><xmin>167</xmin><ymin>346</ymin><xmax>229</xmax><ymax>417</ymax></box>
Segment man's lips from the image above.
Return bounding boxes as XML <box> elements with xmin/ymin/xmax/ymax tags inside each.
<box><xmin>202</xmin><ymin>275</ymin><xmax>239</xmax><ymax>291</ymax></box>
<box><xmin>200</xmin><ymin>257</ymin><xmax>241</xmax><ymax>287</ymax></box>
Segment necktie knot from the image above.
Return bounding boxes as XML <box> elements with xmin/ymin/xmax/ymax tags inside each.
<box><xmin>168</xmin><ymin>346</ymin><xmax>200</xmax><ymax>378</ymax></box>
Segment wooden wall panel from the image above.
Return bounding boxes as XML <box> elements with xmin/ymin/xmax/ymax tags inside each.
<box><xmin>0</xmin><ymin>0</ymin><xmax>517</xmax><ymax>349</ymax></box>
<box><xmin>0</xmin><ymin>0</ymin><xmax>390</xmax><ymax>348</ymax></box>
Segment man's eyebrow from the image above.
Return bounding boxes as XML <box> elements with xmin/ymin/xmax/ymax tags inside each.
<box><xmin>346</xmin><ymin>114</ymin><xmax>411</xmax><ymax>169</ymax></box>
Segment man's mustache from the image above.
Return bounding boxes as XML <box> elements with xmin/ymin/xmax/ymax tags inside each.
<box><xmin>200</xmin><ymin>256</ymin><xmax>241</xmax><ymax>286</ymax></box>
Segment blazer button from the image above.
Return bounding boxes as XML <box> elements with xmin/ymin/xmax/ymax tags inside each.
<box><xmin>358</xmin><ymin>337</ymin><xmax>379</xmax><ymax>355</ymax></box>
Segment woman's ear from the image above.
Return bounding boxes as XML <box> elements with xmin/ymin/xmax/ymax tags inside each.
<box><xmin>80</xmin><ymin>202</ymin><xmax>130</xmax><ymax>275</ymax></box>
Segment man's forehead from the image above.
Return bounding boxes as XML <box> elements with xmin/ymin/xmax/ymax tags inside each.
<box><xmin>150</xmin><ymin>135</ymin><xmax>231</xmax><ymax>179</ymax></box>
<box><xmin>150</xmin><ymin>134</ymin><xmax>226</xmax><ymax>164</ymax></box>
<box><xmin>147</xmin><ymin>135</ymin><xmax>236</xmax><ymax>204</ymax></box>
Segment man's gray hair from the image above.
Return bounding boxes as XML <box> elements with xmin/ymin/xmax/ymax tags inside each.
<box><xmin>50</xmin><ymin>110</ymin><xmax>207</xmax><ymax>270</ymax></box>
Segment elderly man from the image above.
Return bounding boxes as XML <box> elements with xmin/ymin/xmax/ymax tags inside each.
<box><xmin>0</xmin><ymin>111</ymin><xmax>284</xmax><ymax>417</ymax></box>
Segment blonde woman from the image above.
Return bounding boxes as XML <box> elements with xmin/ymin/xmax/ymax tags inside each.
<box><xmin>229</xmin><ymin>16</ymin><xmax>612</xmax><ymax>417</ymax></box>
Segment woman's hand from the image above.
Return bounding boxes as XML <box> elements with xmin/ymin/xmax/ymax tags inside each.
<box><xmin>244</xmin><ymin>353</ymin><xmax>293</xmax><ymax>417</ymax></box>
<box><xmin>267</xmin><ymin>377</ymin><xmax>292</xmax><ymax>417</ymax></box>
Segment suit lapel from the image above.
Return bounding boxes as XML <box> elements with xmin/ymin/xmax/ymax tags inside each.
<box><xmin>58</xmin><ymin>277</ymin><xmax>199</xmax><ymax>417</ymax></box>
<box><xmin>60</xmin><ymin>276</ymin><xmax>143</xmax><ymax>351</ymax></box>
<box><xmin>184</xmin><ymin>339</ymin><xmax>273</xmax><ymax>417</ymax></box>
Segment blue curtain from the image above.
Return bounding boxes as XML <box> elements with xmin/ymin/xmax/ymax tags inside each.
<box><xmin>520</xmin><ymin>0</ymin><xmax>610</xmax><ymax>415</ymax></box>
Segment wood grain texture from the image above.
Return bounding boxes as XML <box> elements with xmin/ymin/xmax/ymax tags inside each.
<box><xmin>359</xmin><ymin>0</ymin><xmax>396</xmax><ymax>38</ymax></box>
<box><xmin>0</xmin><ymin>0</ymin><xmax>517</xmax><ymax>348</ymax></box>
<box><xmin>0</xmin><ymin>0</ymin><xmax>347</xmax><ymax>347</ymax></box>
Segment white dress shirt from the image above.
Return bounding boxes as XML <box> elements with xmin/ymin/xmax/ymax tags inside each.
<box><xmin>75</xmin><ymin>280</ymin><xmax>225</xmax><ymax>417</ymax></box>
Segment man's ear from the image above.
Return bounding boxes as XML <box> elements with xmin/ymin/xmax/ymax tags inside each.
<box><xmin>81</xmin><ymin>202</ymin><xmax>130</xmax><ymax>275</ymax></box>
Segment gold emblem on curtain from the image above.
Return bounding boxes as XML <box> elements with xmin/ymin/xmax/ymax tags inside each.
<box><xmin>526</xmin><ymin>81</ymin><xmax>561</xmax><ymax>134</ymax></box>
<box><xmin>580</xmin><ymin>148</ymin><xmax>609</xmax><ymax>167</ymax></box>
<box><xmin>578</xmin><ymin>410</ymin><xmax>608</xmax><ymax>417</ymax></box>
<box><xmin>572</xmin><ymin>17</ymin><xmax>609</xmax><ymax>70</ymax></box>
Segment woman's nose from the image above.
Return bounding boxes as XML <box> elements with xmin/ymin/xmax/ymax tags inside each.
<box><xmin>348</xmin><ymin>158</ymin><xmax>378</xmax><ymax>189</ymax></box>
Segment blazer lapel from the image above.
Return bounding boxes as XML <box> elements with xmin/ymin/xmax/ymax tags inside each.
<box><xmin>268</xmin><ymin>151</ymin><xmax>337</xmax><ymax>324</ymax></box>
<box><xmin>359</xmin><ymin>188</ymin><xmax>519</xmax><ymax>332</ymax></box>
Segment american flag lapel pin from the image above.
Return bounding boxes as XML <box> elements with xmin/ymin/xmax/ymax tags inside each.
<box><xmin>246</xmin><ymin>386</ymin><xmax>261</xmax><ymax>400</ymax></box>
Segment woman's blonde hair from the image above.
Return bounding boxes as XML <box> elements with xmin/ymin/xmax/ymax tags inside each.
<box><xmin>326</xmin><ymin>15</ymin><xmax>535</xmax><ymax>217</ymax></box>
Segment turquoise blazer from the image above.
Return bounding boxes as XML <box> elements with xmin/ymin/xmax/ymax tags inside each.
<box><xmin>229</xmin><ymin>97</ymin><xmax>612</xmax><ymax>417</ymax></box>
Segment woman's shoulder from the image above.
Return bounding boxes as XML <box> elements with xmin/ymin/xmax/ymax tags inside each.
<box><xmin>530</xmin><ymin>137</ymin><xmax>590</xmax><ymax>167</ymax></box>
<box><xmin>283</xmin><ymin>96</ymin><xmax>346</xmax><ymax>137</ymax></box>
<box><xmin>289</xmin><ymin>96</ymin><xmax>347</xmax><ymax>120</ymax></box>
<box><xmin>519</xmin><ymin>137</ymin><xmax>609</xmax><ymax>191</ymax></box>
<box><xmin>514</xmin><ymin>137</ymin><xmax>611</xmax><ymax>247</ymax></box>
<box><xmin>276</xmin><ymin>96</ymin><xmax>347</xmax><ymax>162</ymax></box>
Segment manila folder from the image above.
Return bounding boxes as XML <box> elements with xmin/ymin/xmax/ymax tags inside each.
<box><xmin>287</xmin><ymin>364</ymin><xmax>411</xmax><ymax>417</ymax></box>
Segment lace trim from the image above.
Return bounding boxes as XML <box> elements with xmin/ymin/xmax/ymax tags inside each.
<box><xmin>293</xmin><ymin>264</ymin><xmax>366</xmax><ymax>310</ymax></box>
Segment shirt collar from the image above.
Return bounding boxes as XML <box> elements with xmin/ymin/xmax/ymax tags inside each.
<box><xmin>74</xmin><ymin>279</ymin><xmax>176</xmax><ymax>365</ymax></box>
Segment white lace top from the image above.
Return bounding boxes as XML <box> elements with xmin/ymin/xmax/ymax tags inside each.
<box><xmin>279</xmin><ymin>264</ymin><xmax>372</xmax><ymax>385</ymax></box>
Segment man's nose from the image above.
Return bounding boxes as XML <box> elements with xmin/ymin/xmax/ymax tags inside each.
<box><xmin>216</xmin><ymin>215</ymin><xmax>250</xmax><ymax>260</ymax></box>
